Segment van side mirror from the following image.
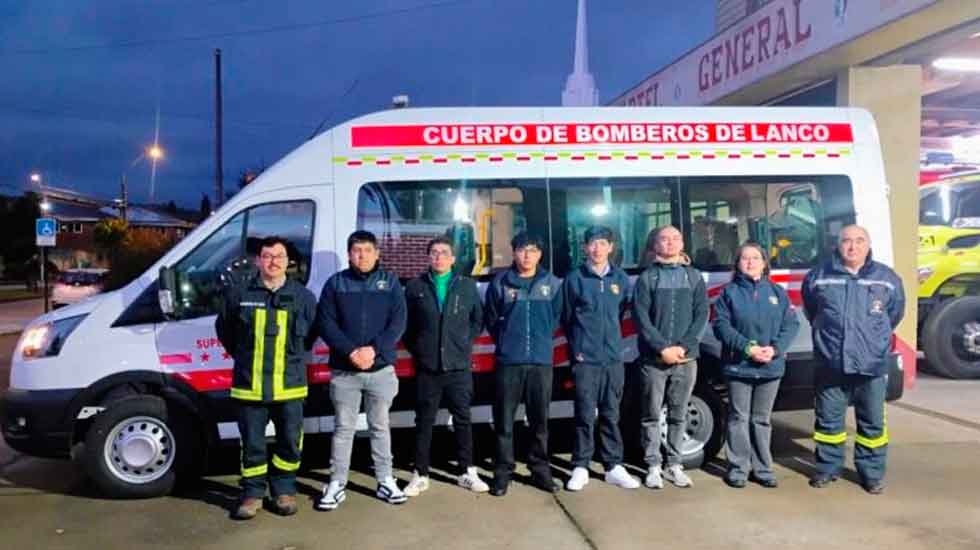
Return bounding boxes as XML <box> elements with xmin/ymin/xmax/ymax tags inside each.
<box><xmin>158</xmin><ymin>266</ymin><xmax>181</xmax><ymax>319</ymax></box>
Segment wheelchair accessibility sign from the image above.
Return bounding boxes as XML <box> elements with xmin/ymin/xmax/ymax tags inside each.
<box><xmin>36</xmin><ymin>217</ymin><xmax>57</xmax><ymax>247</ymax></box>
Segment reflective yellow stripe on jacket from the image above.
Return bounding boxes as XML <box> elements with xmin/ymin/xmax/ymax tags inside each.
<box><xmin>230</xmin><ymin>308</ymin><xmax>266</xmax><ymax>401</ymax></box>
<box><xmin>272</xmin><ymin>309</ymin><xmax>308</xmax><ymax>400</ymax></box>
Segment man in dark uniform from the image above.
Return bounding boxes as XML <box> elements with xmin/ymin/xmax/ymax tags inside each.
<box><xmin>216</xmin><ymin>236</ymin><xmax>317</xmax><ymax>519</ymax></box>
<box><xmin>802</xmin><ymin>224</ymin><xmax>905</xmax><ymax>494</ymax></box>
<box><xmin>484</xmin><ymin>232</ymin><xmax>564</xmax><ymax>496</ymax></box>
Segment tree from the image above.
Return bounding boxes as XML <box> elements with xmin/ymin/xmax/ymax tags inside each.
<box><xmin>0</xmin><ymin>193</ymin><xmax>42</xmax><ymax>282</ymax></box>
<box><xmin>199</xmin><ymin>193</ymin><xmax>212</xmax><ymax>222</ymax></box>
<box><xmin>165</xmin><ymin>201</ymin><xmax>178</xmax><ymax>215</ymax></box>
<box><xmin>103</xmin><ymin>227</ymin><xmax>175</xmax><ymax>291</ymax></box>
<box><xmin>93</xmin><ymin>218</ymin><xmax>128</xmax><ymax>250</ymax></box>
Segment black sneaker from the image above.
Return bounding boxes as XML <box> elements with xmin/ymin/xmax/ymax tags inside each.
<box><xmin>490</xmin><ymin>477</ymin><xmax>509</xmax><ymax>497</ymax></box>
<box><xmin>749</xmin><ymin>473</ymin><xmax>778</xmax><ymax>488</ymax></box>
<box><xmin>724</xmin><ymin>476</ymin><xmax>746</xmax><ymax>489</ymax></box>
<box><xmin>530</xmin><ymin>474</ymin><xmax>561</xmax><ymax>494</ymax></box>
<box><xmin>808</xmin><ymin>474</ymin><xmax>839</xmax><ymax>489</ymax></box>
<box><xmin>756</xmin><ymin>477</ymin><xmax>778</xmax><ymax>489</ymax></box>
<box><xmin>863</xmin><ymin>480</ymin><xmax>885</xmax><ymax>495</ymax></box>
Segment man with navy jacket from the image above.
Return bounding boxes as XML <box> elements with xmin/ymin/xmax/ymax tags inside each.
<box><xmin>561</xmin><ymin>226</ymin><xmax>640</xmax><ymax>491</ymax></box>
<box><xmin>484</xmin><ymin>232</ymin><xmax>564</xmax><ymax>496</ymax></box>
<box><xmin>802</xmin><ymin>225</ymin><xmax>905</xmax><ymax>495</ymax></box>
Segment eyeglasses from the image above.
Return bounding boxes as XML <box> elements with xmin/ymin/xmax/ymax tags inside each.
<box><xmin>429</xmin><ymin>250</ymin><xmax>453</xmax><ymax>258</ymax></box>
<box><xmin>259</xmin><ymin>253</ymin><xmax>287</xmax><ymax>262</ymax></box>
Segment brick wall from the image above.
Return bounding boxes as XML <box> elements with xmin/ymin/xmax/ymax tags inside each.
<box><xmin>379</xmin><ymin>233</ymin><xmax>439</xmax><ymax>279</ymax></box>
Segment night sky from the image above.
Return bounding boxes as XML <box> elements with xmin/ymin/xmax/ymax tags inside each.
<box><xmin>0</xmin><ymin>0</ymin><xmax>715</xmax><ymax>207</ymax></box>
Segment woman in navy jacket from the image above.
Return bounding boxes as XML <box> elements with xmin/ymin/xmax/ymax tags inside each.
<box><xmin>712</xmin><ymin>242</ymin><xmax>800</xmax><ymax>488</ymax></box>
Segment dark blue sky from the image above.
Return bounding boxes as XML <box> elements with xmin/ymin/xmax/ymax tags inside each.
<box><xmin>0</xmin><ymin>0</ymin><xmax>715</xmax><ymax>207</ymax></box>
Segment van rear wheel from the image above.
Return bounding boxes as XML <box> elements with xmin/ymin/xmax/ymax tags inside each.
<box><xmin>83</xmin><ymin>396</ymin><xmax>188</xmax><ymax>498</ymax></box>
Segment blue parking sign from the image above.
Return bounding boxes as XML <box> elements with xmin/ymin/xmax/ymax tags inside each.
<box><xmin>36</xmin><ymin>217</ymin><xmax>57</xmax><ymax>247</ymax></box>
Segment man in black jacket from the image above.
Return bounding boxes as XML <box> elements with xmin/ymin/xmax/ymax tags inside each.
<box><xmin>633</xmin><ymin>225</ymin><xmax>709</xmax><ymax>490</ymax></box>
<box><xmin>402</xmin><ymin>236</ymin><xmax>488</xmax><ymax>496</ymax></box>
<box><xmin>315</xmin><ymin>230</ymin><xmax>408</xmax><ymax>510</ymax></box>
<box><xmin>215</xmin><ymin>236</ymin><xmax>317</xmax><ymax>520</ymax></box>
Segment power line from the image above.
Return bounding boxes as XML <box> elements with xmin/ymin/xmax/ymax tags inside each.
<box><xmin>0</xmin><ymin>0</ymin><xmax>478</xmax><ymax>56</ymax></box>
<box><xmin>0</xmin><ymin>100</ymin><xmax>316</xmax><ymax>132</ymax></box>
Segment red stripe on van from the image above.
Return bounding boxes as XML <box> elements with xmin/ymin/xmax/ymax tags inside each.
<box><xmin>172</xmin><ymin>369</ymin><xmax>232</xmax><ymax>391</ymax></box>
<box><xmin>160</xmin><ymin>353</ymin><xmax>193</xmax><ymax>365</ymax></box>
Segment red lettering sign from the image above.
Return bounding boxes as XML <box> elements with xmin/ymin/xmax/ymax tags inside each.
<box><xmin>351</xmin><ymin>123</ymin><xmax>853</xmax><ymax>147</ymax></box>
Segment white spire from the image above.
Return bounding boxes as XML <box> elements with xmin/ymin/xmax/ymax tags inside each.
<box><xmin>562</xmin><ymin>0</ymin><xmax>599</xmax><ymax>106</ymax></box>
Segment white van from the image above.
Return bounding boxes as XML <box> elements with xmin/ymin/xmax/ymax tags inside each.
<box><xmin>2</xmin><ymin>107</ymin><xmax>905</xmax><ymax>498</ymax></box>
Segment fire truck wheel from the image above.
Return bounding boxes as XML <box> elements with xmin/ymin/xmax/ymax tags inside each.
<box><xmin>923</xmin><ymin>296</ymin><xmax>980</xmax><ymax>379</ymax></box>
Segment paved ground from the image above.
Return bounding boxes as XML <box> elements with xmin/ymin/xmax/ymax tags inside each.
<box><xmin>2</xmin><ymin>338</ymin><xmax>979</xmax><ymax>549</ymax></box>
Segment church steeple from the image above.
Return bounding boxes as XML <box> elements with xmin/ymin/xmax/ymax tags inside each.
<box><xmin>562</xmin><ymin>0</ymin><xmax>599</xmax><ymax>106</ymax></box>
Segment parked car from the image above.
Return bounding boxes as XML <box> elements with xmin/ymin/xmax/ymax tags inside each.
<box><xmin>51</xmin><ymin>269</ymin><xmax>108</xmax><ymax>308</ymax></box>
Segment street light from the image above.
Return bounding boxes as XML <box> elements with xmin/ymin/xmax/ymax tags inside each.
<box><xmin>147</xmin><ymin>144</ymin><xmax>164</xmax><ymax>161</ymax></box>
<box><xmin>120</xmin><ymin>143</ymin><xmax>166</xmax><ymax>220</ymax></box>
<box><xmin>29</xmin><ymin>172</ymin><xmax>51</xmax><ymax>211</ymax></box>
<box><xmin>29</xmin><ymin>172</ymin><xmax>52</xmax><ymax>312</ymax></box>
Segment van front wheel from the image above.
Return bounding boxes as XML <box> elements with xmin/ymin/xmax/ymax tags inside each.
<box><xmin>83</xmin><ymin>396</ymin><xmax>181</xmax><ymax>498</ymax></box>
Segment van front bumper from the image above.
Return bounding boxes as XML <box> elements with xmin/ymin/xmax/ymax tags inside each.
<box><xmin>1</xmin><ymin>388</ymin><xmax>79</xmax><ymax>458</ymax></box>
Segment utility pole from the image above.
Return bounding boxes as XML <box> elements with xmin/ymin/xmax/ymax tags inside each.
<box><xmin>214</xmin><ymin>48</ymin><xmax>225</xmax><ymax>208</ymax></box>
<box><xmin>120</xmin><ymin>174</ymin><xmax>128</xmax><ymax>222</ymax></box>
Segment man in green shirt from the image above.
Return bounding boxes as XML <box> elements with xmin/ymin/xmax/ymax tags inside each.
<box><xmin>402</xmin><ymin>236</ymin><xmax>487</xmax><ymax>496</ymax></box>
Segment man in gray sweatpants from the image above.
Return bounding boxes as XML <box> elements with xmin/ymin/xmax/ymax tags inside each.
<box><xmin>632</xmin><ymin>225</ymin><xmax>709</xmax><ymax>489</ymax></box>
<box><xmin>315</xmin><ymin>230</ymin><xmax>408</xmax><ymax>510</ymax></box>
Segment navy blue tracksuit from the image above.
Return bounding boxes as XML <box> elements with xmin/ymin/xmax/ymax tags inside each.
<box><xmin>561</xmin><ymin>263</ymin><xmax>631</xmax><ymax>469</ymax></box>
<box><xmin>484</xmin><ymin>267</ymin><xmax>563</xmax><ymax>481</ymax></box>
<box><xmin>802</xmin><ymin>253</ymin><xmax>905</xmax><ymax>484</ymax></box>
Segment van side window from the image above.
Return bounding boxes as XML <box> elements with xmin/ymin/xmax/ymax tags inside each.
<box><xmin>684</xmin><ymin>180</ymin><xmax>841</xmax><ymax>271</ymax></box>
<box><xmin>358</xmin><ymin>180</ymin><xmax>547</xmax><ymax>280</ymax></box>
<box><xmin>171</xmin><ymin>200</ymin><xmax>315</xmax><ymax>319</ymax></box>
<box><xmin>547</xmin><ymin>178</ymin><xmax>675</xmax><ymax>275</ymax></box>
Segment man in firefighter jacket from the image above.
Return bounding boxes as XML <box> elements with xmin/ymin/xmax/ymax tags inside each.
<box><xmin>216</xmin><ymin>236</ymin><xmax>317</xmax><ymax>519</ymax></box>
<box><xmin>802</xmin><ymin>225</ymin><xmax>905</xmax><ymax>495</ymax></box>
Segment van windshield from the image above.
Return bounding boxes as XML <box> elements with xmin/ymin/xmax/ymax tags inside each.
<box><xmin>920</xmin><ymin>181</ymin><xmax>980</xmax><ymax>228</ymax></box>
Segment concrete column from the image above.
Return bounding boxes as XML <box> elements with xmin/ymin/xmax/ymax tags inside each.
<box><xmin>837</xmin><ymin>64</ymin><xmax>921</xmax><ymax>387</ymax></box>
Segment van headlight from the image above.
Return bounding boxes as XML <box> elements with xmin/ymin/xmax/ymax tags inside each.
<box><xmin>19</xmin><ymin>315</ymin><xmax>86</xmax><ymax>360</ymax></box>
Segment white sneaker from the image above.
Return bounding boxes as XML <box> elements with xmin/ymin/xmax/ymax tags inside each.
<box><xmin>645</xmin><ymin>466</ymin><xmax>664</xmax><ymax>489</ymax></box>
<box><xmin>376</xmin><ymin>476</ymin><xmax>408</xmax><ymax>504</ymax></box>
<box><xmin>663</xmin><ymin>464</ymin><xmax>693</xmax><ymax>488</ymax></box>
<box><xmin>566</xmin><ymin>467</ymin><xmax>590</xmax><ymax>491</ymax></box>
<box><xmin>403</xmin><ymin>472</ymin><xmax>430</xmax><ymax>497</ymax></box>
<box><xmin>316</xmin><ymin>480</ymin><xmax>347</xmax><ymax>511</ymax></box>
<box><xmin>604</xmin><ymin>465</ymin><xmax>640</xmax><ymax>489</ymax></box>
<box><xmin>457</xmin><ymin>467</ymin><xmax>490</xmax><ymax>493</ymax></box>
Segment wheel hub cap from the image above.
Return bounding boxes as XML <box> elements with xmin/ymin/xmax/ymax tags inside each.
<box><xmin>103</xmin><ymin>415</ymin><xmax>176</xmax><ymax>484</ymax></box>
<box><xmin>963</xmin><ymin>322</ymin><xmax>980</xmax><ymax>357</ymax></box>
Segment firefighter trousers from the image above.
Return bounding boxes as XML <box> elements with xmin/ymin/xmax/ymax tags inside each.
<box><xmin>237</xmin><ymin>399</ymin><xmax>304</xmax><ymax>498</ymax></box>
<box><xmin>813</xmin><ymin>369</ymin><xmax>888</xmax><ymax>484</ymax></box>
